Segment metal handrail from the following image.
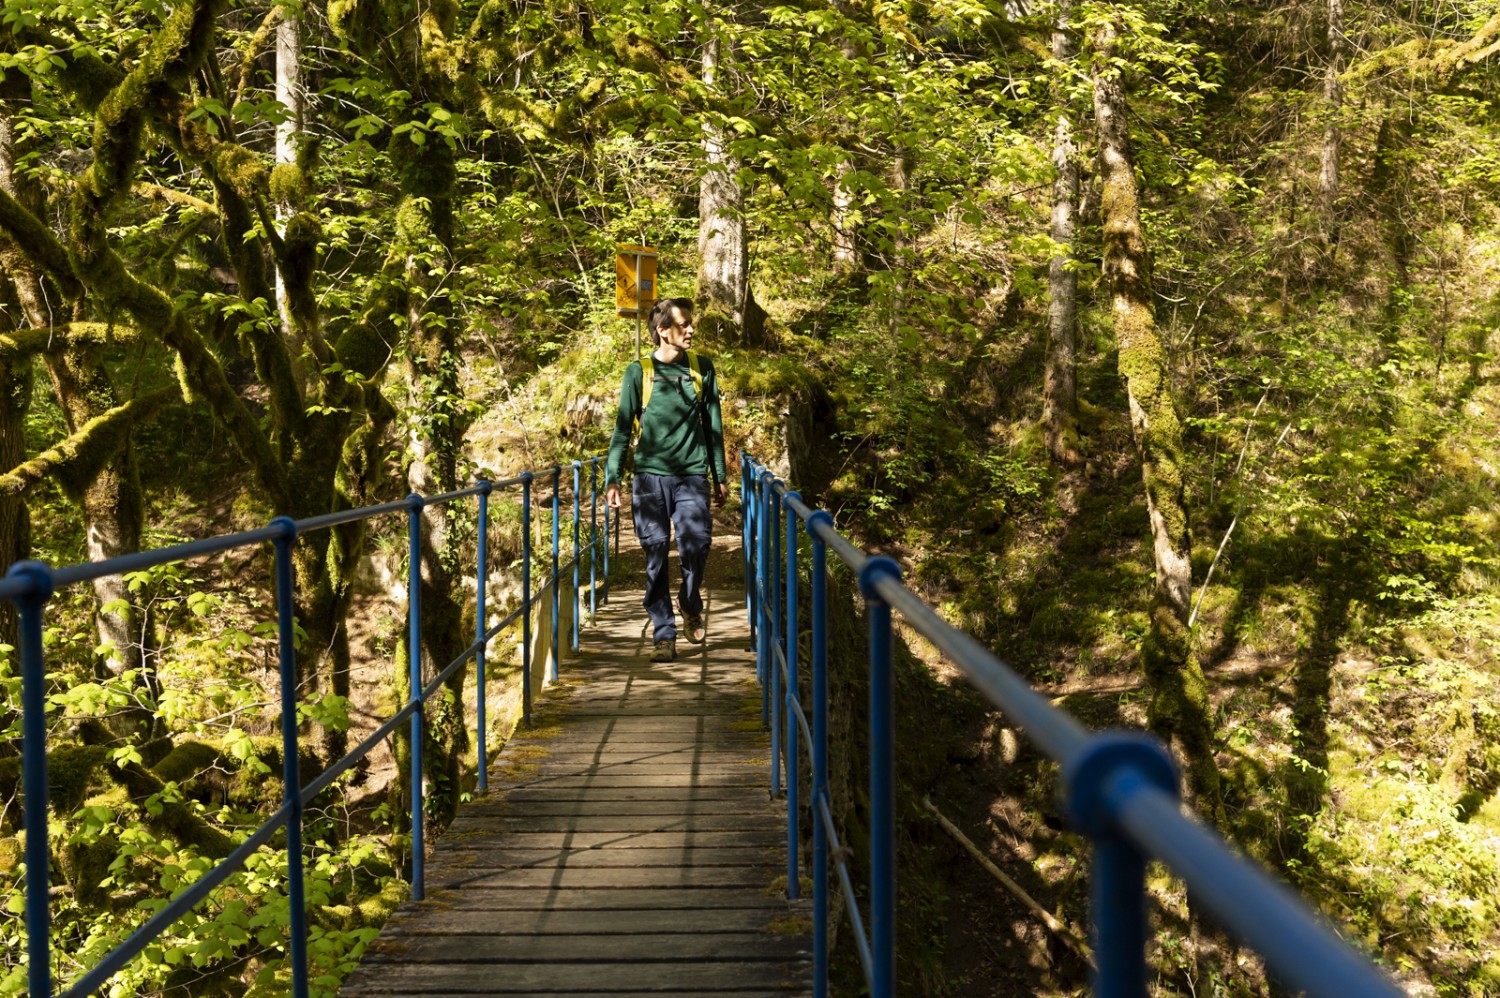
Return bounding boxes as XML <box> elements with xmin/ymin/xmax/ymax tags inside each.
<box><xmin>742</xmin><ymin>451</ymin><xmax>1402</xmax><ymax>998</ymax></box>
<box><xmin>8</xmin><ymin>456</ymin><xmax>610</xmax><ymax>998</ymax></box>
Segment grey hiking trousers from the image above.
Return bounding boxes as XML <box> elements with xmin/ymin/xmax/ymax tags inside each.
<box><xmin>630</xmin><ymin>472</ymin><xmax>713</xmax><ymax>642</ymax></box>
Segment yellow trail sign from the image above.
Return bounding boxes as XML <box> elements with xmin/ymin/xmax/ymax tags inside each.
<box><xmin>616</xmin><ymin>245</ymin><xmax>658</xmax><ymax>317</ymax></box>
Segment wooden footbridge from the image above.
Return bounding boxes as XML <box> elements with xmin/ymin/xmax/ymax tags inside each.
<box><xmin>8</xmin><ymin>455</ymin><xmax>1404</xmax><ymax>998</ymax></box>
<box><xmin>339</xmin><ymin>540</ymin><xmax>813</xmax><ymax>997</ymax></box>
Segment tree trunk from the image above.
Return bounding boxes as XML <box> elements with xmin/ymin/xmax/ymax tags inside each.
<box><xmin>393</xmin><ymin>100</ymin><xmax>469</xmax><ymax>827</ymax></box>
<box><xmin>698</xmin><ymin>29</ymin><xmax>766</xmax><ymax>347</ymax></box>
<box><xmin>1318</xmin><ymin>0</ymin><xmax>1345</xmax><ymax>248</ymax></box>
<box><xmin>886</xmin><ymin>146</ymin><xmax>914</xmax><ymax>339</ymax></box>
<box><xmin>43</xmin><ymin>349</ymin><xmax>152</xmax><ymax>690</ymax></box>
<box><xmin>2</xmin><ymin>73</ymin><xmax>150</xmax><ymax>702</ymax></box>
<box><xmin>275</xmin><ymin>3</ymin><xmax>306</xmax><ymax>388</ymax></box>
<box><xmin>831</xmin><ymin>157</ymin><xmax>858</xmax><ymax>272</ymax></box>
<box><xmin>0</xmin><ymin>314</ymin><xmax>30</xmax><ymax>650</ymax></box>
<box><xmin>1044</xmin><ymin>4</ymin><xmax>1081</xmax><ymax>467</ymax></box>
<box><xmin>1093</xmin><ymin>19</ymin><xmax>1220</xmax><ymax>816</ymax></box>
<box><xmin>0</xmin><ymin>82</ymin><xmax>30</xmax><ymax>647</ymax></box>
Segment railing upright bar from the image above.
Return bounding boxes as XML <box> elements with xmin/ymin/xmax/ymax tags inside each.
<box><xmin>807</xmin><ymin>512</ymin><xmax>832</xmax><ymax>998</ymax></box>
<box><xmin>758</xmin><ymin>469</ymin><xmax>771</xmax><ymax>720</ymax></box>
<box><xmin>590</xmin><ymin>459</ymin><xmax>598</xmax><ymax>619</ymax></box>
<box><xmin>784</xmin><ymin>491</ymin><xmax>802</xmax><ymax>901</ymax></box>
<box><xmin>406</xmin><ymin>495</ymin><xmax>426</xmax><ymax>901</ymax></box>
<box><xmin>572</xmin><ymin>461</ymin><xmax>581</xmax><ymax>651</ymax></box>
<box><xmin>551</xmin><ymin>465</ymin><xmax>561</xmax><ymax>683</ymax></box>
<box><xmin>860</xmin><ymin>555</ymin><xmax>902</xmax><ymax>998</ymax></box>
<box><xmin>602</xmin><ymin>479</ymin><xmax>611</xmax><ymax>607</ymax></box>
<box><xmin>522</xmin><ymin>472</ymin><xmax>534</xmax><ymax>726</ymax></box>
<box><xmin>10</xmin><ymin>561</ymin><xmax>53</xmax><ymax>998</ymax></box>
<box><xmin>769</xmin><ymin>477</ymin><xmax>783</xmax><ymax>796</ymax></box>
<box><xmin>743</xmin><ymin>455</ymin><xmax>754</xmax><ymax>650</ymax></box>
<box><xmin>476</xmin><ymin>484</ymin><xmax>491</xmax><ymax>791</ymax></box>
<box><xmin>9</xmin><ymin>461</ymin><xmax>615</xmax><ymax>998</ymax></box>
<box><xmin>269</xmin><ymin>519</ymin><xmax>311</xmax><ymax>998</ymax></box>
<box><xmin>1061</xmin><ymin>734</ymin><xmax>1177</xmax><ymax>998</ymax></box>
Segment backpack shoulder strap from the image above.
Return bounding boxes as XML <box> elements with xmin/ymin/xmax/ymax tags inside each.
<box><xmin>686</xmin><ymin>350</ymin><xmax>703</xmax><ymax>399</ymax></box>
<box><xmin>639</xmin><ymin>356</ymin><xmax>655</xmax><ymax>414</ymax></box>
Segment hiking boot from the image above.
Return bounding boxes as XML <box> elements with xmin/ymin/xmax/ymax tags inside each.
<box><xmin>650</xmin><ymin>638</ymin><xmax>677</xmax><ymax>662</ymax></box>
<box><xmin>683</xmin><ymin>611</ymin><xmax>706</xmax><ymax>644</ymax></box>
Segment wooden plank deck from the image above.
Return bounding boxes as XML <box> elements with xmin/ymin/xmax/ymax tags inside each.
<box><xmin>340</xmin><ymin>537</ymin><xmax>812</xmax><ymax>997</ymax></box>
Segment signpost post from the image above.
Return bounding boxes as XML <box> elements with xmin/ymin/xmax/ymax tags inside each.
<box><xmin>615</xmin><ymin>244</ymin><xmax>658</xmax><ymax>361</ymax></box>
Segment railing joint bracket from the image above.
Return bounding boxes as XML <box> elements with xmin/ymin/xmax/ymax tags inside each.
<box><xmin>1062</xmin><ymin>732</ymin><xmax>1179</xmax><ymax>837</ymax></box>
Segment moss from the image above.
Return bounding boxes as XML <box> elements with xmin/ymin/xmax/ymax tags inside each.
<box><xmin>0</xmin><ymin>388</ymin><xmax>174</xmax><ymax>500</ymax></box>
<box><xmin>47</xmin><ymin>744</ymin><xmax>111</xmax><ymax>814</ymax></box>
<box><xmin>53</xmin><ymin>49</ymin><xmax>124</xmax><ymax>109</ymax></box>
<box><xmin>268</xmin><ymin>163</ymin><xmax>304</xmax><ymax>211</ymax></box>
<box><xmin>281</xmin><ymin>211</ymin><xmax>322</xmax><ymax>307</ymax></box>
<box><xmin>87</xmin><ymin>0</ymin><xmax>223</xmax><ymax>206</ymax></box>
<box><xmin>150</xmin><ymin>740</ymin><xmax>221</xmax><ymax>783</ymax></box>
<box><xmin>209</xmin><ymin>142</ymin><xmax>268</xmax><ymax>201</ymax></box>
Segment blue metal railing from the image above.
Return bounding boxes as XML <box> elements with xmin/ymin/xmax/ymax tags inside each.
<box><xmin>6</xmin><ymin>456</ymin><xmax>610</xmax><ymax>998</ymax></box>
<box><xmin>741</xmin><ymin>452</ymin><xmax>1403</xmax><ymax>998</ymax></box>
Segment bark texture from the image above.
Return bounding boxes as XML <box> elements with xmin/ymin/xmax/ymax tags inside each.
<box><xmin>1093</xmin><ymin>20</ymin><xmax>1220</xmax><ymax>815</ymax></box>
<box><xmin>831</xmin><ymin>158</ymin><xmax>858</xmax><ymax>270</ymax></box>
<box><xmin>698</xmin><ymin>30</ymin><xmax>766</xmax><ymax>347</ymax></box>
<box><xmin>1318</xmin><ymin>0</ymin><xmax>1345</xmax><ymax>245</ymax></box>
<box><xmin>274</xmin><ymin>3</ymin><xmax>306</xmax><ymax>385</ymax></box>
<box><xmin>0</xmin><ymin>75</ymin><xmax>30</xmax><ymax>647</ymax></box>
<box><xmin>1044</xmin><ymin>5</ymin><xmax>1080</xmax><ymax>466</ymax></box>
<box><xmin>2</xmin><ymin>67</ymin><xmax>150</xmax><ymax>699</ymax></box>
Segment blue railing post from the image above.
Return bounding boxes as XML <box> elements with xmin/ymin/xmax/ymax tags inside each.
<box><xmin>476</xmin><ymin>482</ymin><xmax>492</xmax><ymax>791</ymax></box>
<box><xmin>770</xmin><ymin>479</ymin><xmax>784</xmax><ymax>797</ymax></box>
<box><xmin>589</xmin><ymin>458</ymin><xmax>598</xmax><ymax>620</ymax></box>
<box><xmin>521</xmin><ymin>472</ymin><xmax>533</xmax><ymax>726</ymax></box>
<box><xmin>10</xmin><ymin>560</ymin><xmax>54</xmax><ymax>998</ymax></box>
<box><xmin>784</xmin><ymin>491</ymin><xmax>801</xmax><ymax>901</ymax></box>
<box><xmin>757</xmin><ymin>469</ymin><xmax>771</xmax><ymax>718</ymax></box>
<box><xmin>406</xmin><ymin>494</ymin><xmax>426</xmax><ymax>901</ymax></box>
<box><xmin>1064</xmin><ymin>734</ymin><xmax>1179</xmax><ymax>998</ymax></box>
<box><xmin>860</xmin><ymin>555</ymin><xmax>902</xmax><ymax>998</ymax></box>
<box><xmin>269</xmin><ymin>518</ymin><xmax>310</xmax><ymax>998</ymax></box>
<box><xmin>743</xmin><ymin>454</ymin><xmax>753</xmax><ymax>651</ymax></box>
<box><xmin>572</xmin><ymin>460</ymin><xmax>581</xmax><ymax>651</ymax></box>
<box><xmin>550</xmin><ymin>465</ymin><xmax>560</xmax><ymax>682</ymax></box>
<box><xmin>806</xmin><ymin>511</ymin><xmax>832</xmax><ymax>998</ymax></box>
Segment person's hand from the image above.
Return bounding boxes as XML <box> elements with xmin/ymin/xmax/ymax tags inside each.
<box><xmin>715</xmin><ymin>482</ymin><xmax>728</xmax><ymax>508</ymax></box>
<box><xmin>606</xmin><ymin>484</ymin><xmax>622</xmax><ymax>508</ymax></box>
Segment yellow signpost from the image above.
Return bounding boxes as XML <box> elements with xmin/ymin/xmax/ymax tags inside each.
<box><xmin>616</xmin><ymin>244</ymin><xmax>658</xmax><ymax>360</ymax></box>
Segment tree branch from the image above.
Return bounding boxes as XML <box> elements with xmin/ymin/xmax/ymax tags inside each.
<box><xmin>0</xmin><ymin>387</ymin><xmax>175</xmax><ymax>499</ymax></box>
<box><xmin>0</xmin><ymin>323</ymin><xmax>140</xmax><ymax>357</ymax></box>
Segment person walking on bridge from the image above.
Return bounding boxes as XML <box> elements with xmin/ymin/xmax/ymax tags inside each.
<box><xmin>605</xmin><ymin>297</ymin><xmax>729</xmax><ymax>662</ymax></box>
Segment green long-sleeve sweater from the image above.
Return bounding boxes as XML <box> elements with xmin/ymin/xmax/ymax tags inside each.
<box><xmin>605</xmin><ymin>355</ymin><xmax>728</xmax><ymax>486</ymax></box>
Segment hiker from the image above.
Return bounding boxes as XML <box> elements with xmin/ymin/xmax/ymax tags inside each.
<box><xmin>605</xmin><ymin>297</ymin><xmax>729</xmax><ymax>662</ymax></box>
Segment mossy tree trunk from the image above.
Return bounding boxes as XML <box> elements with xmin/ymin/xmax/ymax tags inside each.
<box><xmin>0</xmin><ymin>318</ymin><xmax>30</xmax><ymax>652</ymax></box>
<box><xmin>0</xmin><ymin>0</ymin><xmax>401</xmax><ymax>762</ymax></box>
<box><xmin>1044</xmin><ymin>1</ymin><xmax>1081</xmax><ymax>467</ymax></box>
<box><xmin>0</xmin><ymin>69</ymin><xmax>31</xmax><ymax>646</ymax></box>
<box><xmin>274</xmin><ymin>0</ymin><xmax>306</xmax><ymax>390</ymax></box>
<box><xmin>1</xmin><ymin>66</ymin><xmax>152</xmax><ymax>712</ymax></box>
<box><xmin>698</xmin><ymin>23</ymin><xmax>767</xmax><ymax>348</ymax></box>
<box><xmin>1318</xmin><ymin>0</ymin><xmax>1345</xmax><ymax>248</ymax></box>
<box><xmin>1093</xmin><ymin>18</ymin><xmax>1221</xmax><ymax>817</ymax></box>
<box><xmin>831</xmin><ymin>157</ymin><xmax>858</xmax><ymax>271</ymax></box>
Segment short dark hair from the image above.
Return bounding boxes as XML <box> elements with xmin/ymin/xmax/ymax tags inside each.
<box><xmin>647</xmin><ymin>297</ymin><xmax>694</xmax><ymax>345</ymax></box>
